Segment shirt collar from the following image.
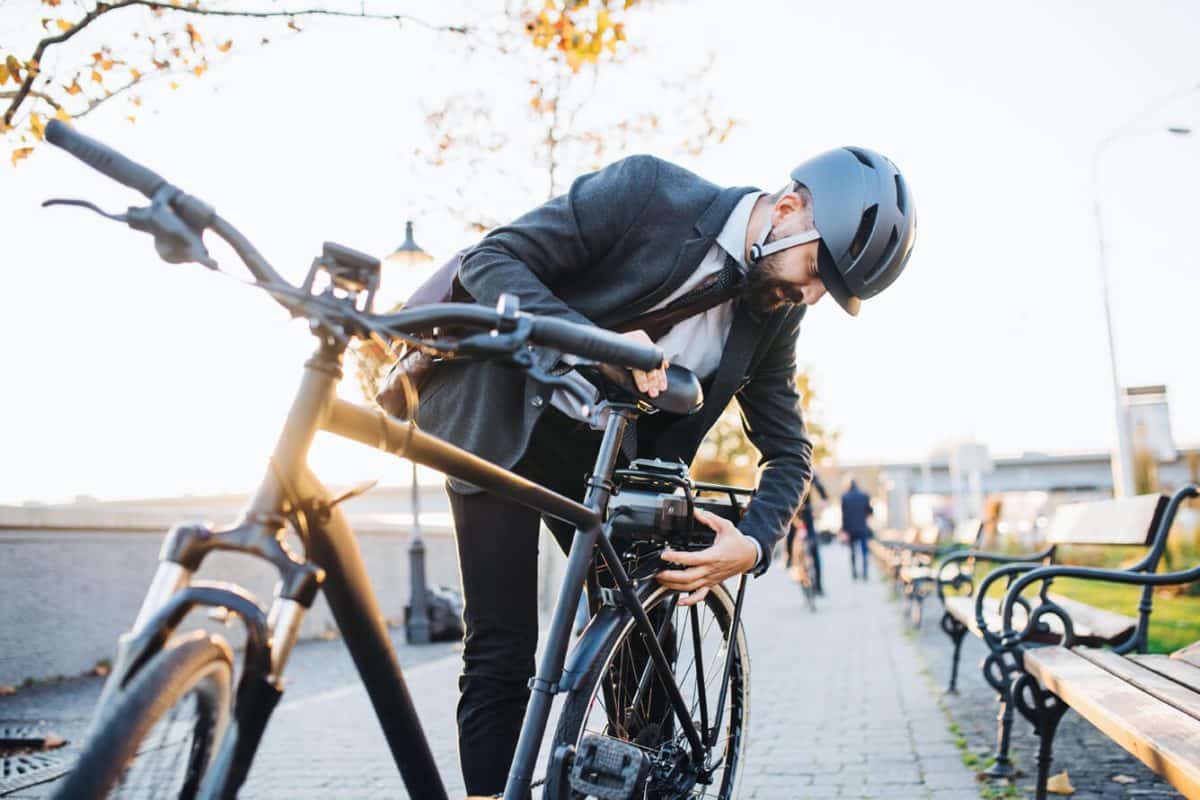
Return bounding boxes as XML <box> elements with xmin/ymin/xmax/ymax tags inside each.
<box><xmin>716</xmin><ymin>191</ymin><xmax>765</xmax><ymax>269</ymax></box>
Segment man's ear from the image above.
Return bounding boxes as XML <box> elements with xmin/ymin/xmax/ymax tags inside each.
<box><xmin>771</xmin><ymin>191</ymin><xmax>809</xmax><ymax>226</ymax></box>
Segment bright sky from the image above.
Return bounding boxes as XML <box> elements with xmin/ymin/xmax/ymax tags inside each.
<box><xmin>2</xmin><ymin>0</ymin><xmax>1198</xmax><ymax>504</ymax></box>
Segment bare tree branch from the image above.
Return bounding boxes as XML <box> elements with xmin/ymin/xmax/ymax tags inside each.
<box><xmin>0</xmin><ymin>89</ymin><xmax>61</xmax><ymax>111</ymax></box>
<box><xmin>3</xmin><ymin>1</ymin><xmax>469</xmax><ymax>127</ymax></box>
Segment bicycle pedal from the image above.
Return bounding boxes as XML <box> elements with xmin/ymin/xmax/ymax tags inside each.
<box><xmin>569</xmin><ymin>735</ymin><xmax>649</xmax><ymax>800</ymax></box>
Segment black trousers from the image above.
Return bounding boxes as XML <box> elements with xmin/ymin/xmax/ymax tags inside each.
<box><xmin>446</xmin><ymin>408</ymin><xmax>609</xmax><ymax>796</ymax></box>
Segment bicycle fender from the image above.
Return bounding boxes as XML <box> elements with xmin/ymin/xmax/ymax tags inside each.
<box><xmin>559</xmin><ymin>582</ymin><xmax>666</xmax><ymax>693</ymax></box>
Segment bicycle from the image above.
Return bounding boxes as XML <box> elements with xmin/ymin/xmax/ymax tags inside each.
<box><xmin>39</xmin><ymin>120</ymin><xmax>754</xmax><ymax>800</ymax></box>
<box><xmin>787</xmin><ymin>529</ymin><xmax>818</xmax><ymax>612</ymax></box>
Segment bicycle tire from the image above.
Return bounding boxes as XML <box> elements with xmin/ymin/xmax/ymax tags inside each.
<box><xmin>53</xmin><ymin>631</ymin><xmax>234</xmax><ymax>799</ymax></box>
<box><xmin>550</xmin><ymin>585</ymin><xmax>749</xmax><ymax>799</ymax></box>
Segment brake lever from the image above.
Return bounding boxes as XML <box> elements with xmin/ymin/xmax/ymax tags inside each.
<box><xmin>523</xmin><ymin>359</ymin><xmax>595</xmax><ymax>417</ymax></box>
<box><xmin>127</xmin><ymin>198</ymin><xmax>218</xmax><ymax>269</ymax></box>
<box><xmin>43</xmin><ymin>193</ymin><xmax>217</xmax><ymax>270</ymax></box>
<box><xmin>43</xmin><ymin>197</ymin><xmax>129</xmax><ymax>222</ymax></box>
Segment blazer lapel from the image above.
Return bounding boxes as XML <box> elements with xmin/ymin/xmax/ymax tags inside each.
<box><xmin>610</xmin><ymin>184</ymin><xmax>762</xmax><ymax>324</ymax></box>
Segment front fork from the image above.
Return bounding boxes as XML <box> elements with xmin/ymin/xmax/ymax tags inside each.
<box><xmin>94</xmin><ymin>516</ymin><xmax>324</xmax><ymax>798</ymax></box>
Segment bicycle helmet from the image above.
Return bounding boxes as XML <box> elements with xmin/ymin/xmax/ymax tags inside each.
<box><xmin>749</xmin><ymin>146</ymin><xmax>916</xmax><ymax>316</ymax></box>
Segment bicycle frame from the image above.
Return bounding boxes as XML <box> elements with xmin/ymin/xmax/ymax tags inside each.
<box><xmin>107</xmin><ymin>332</ymin><xmax>739</xmax><ymax>800</ymax></box>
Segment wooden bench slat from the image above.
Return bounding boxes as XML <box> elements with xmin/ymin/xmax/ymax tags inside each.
<box><xmin>1129</xmin><ymin>654</ymin><xmax>1200</xmax><ymax>695</ymax></box>
<box><xmin>1172</xmin><ymin>641</ymin><xmax>1200</xmax><ymax>669</ymax></box>
<box><xmin>1024</xmin><ymin>647</ymin><xmax>1200</xmax><ymax>799</ymax></box>
<box><xmin>1044</xmin><ymin>493</ymin><xmax>1165</xmax><ymax>546</ymax></box>
<box><xmin>943</xmin><ymin>595</ymin><xmax>1134</xmax><ymax>643</ymax></box>
<box><xmin>1076</xmin><ymin>649</ymin><xmax>1200</xmax><ymax>722</ymax></box>
<box><xmin>1046</xmin><ymin>595</ymin><xmax>1137</xmax><ymax>643</ymax></box>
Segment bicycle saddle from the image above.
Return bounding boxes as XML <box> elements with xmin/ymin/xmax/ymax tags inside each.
<box><xmin>589</xmin><ymin>363</ymin><xmax>703</xmax><ymax>416</ymax></box>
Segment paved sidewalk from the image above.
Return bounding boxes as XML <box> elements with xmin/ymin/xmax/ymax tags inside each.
<box><xmin>739</xmin><ymin>546</ymin><xmax>978</xmax><ymax>799</ymax></box>
<box><xmin>3</xmin><ymin>544</ymin><xmax>976</xmax><ymax>799</ymax></box>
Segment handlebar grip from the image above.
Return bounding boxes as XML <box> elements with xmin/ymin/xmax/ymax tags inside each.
<box><xmin>45</xmin><ymin>120</ymin><xmax>167</xmax><ymax>199</ymax></box>
<box><xmin>530</xmin><ymin>316</ymin><xmax>664</xmax><ymax>372</ymax></box>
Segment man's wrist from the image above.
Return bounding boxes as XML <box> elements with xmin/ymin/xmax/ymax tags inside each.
<box><xmin>745</xmin><ymin>534</ymin><xmax>763</xmax><ymax>571</ymax></box>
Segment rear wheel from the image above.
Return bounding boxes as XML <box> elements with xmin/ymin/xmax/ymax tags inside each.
<box><xmin>53</xmin><ymin>631</ymin><xmax>233</xmax><ymax>799</ymax></box>
<box><xmin>551</xmin><ymin>584</ymin><xmax>749</xmax><ymax>799</ymax></box>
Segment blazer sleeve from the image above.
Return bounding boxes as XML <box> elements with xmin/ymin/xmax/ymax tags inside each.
<box><xmin>457</xmin><ymin>155</ymin><xmax>661</xmax><ymax>342</ymax></box>
<box><xmin>732</xmin><ymin>306</ymin><xmax>814</xmax><ymax>575</ymax></box>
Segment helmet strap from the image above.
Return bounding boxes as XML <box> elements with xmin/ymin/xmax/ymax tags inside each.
<box><xmin>748</xmin><ymin>225</ymin><xmax>821</xmax><ymax>265</ymax></box>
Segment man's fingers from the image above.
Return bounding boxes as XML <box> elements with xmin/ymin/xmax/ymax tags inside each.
<box><xmin>661</xmin><ymin>547</ymin><xmax>706</xmax><ymax>565</ymax></box>
<box><xmin>677</xmin><ymin>585</ymin><xmax>710</xmax><ymax>607</ymax></box>
<box><xmin>692</xmin><ymin>509</ymin><xmax>728</xmax><ymax>534</ymax></box>
<box><xmin>656</xmin><ymin>564</ymin><xmax>709</xmax><ymax>584</ymax></box>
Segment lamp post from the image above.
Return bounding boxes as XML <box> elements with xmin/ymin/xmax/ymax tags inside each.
<box><xmin>385</xmin><ymin>220</ymin><xmax>435</xmax><ymax>644</ymax></box>
<box><xmin>1092</xmin><ymin>121</ymin><xmax>1192</xmax><ymax>496</ymax></box>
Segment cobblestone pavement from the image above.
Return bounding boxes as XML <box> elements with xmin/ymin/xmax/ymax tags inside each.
<box><xmin>905</xmin><ymin>588</ymin><xmax>1184</xmax><ymax>799</ymax></box>
<box><xmin>739</xmin><ymin>546</ymin><xmax>979</xmax><ymax>799</ymax></box>
<box><xmin>4</xmin><ymin>544</ymin><xmax>980</xmax><ymax>799</ymax></box>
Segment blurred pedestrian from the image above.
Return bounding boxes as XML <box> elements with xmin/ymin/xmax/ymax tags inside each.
<box><xmin>786</xmin><ymin>473</ymin><xmax>827</xmax><ymax>593</ymax></box>
<box><xmin>840</xmin><ymin>476</ymin><xmax>874</xmax><ymax>580</ymax></box>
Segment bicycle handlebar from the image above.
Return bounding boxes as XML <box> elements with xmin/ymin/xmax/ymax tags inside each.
<box><xmin>46</xmin><ymin>119</ymin><xmax>167</xmax><ymax>199</ymax></box>
<box><xmin>43</xmin><ymin>121</ymin><xmax>666</xmax><ymax>373</ymax></box>
<box><xmin>529</xmin><ymin>316</ymin><xmax>663</xmax><ymax>372</ymax></box>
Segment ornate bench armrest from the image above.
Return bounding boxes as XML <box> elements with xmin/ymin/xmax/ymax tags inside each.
<box><xmin>935</xmin><ymin>545</ymin><xmax>1056</xmax><ymax>603</ymax></box>
<box><xmin>999</xmin><ymin>485</ymin><xmax>1198</xmax><ymax>654</ymax></box>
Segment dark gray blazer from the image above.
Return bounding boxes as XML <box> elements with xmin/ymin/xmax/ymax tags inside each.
<box><xmin>414</xmin><ymin>155</ymin><xmax>814</xmax><ymax>572</ymax></box>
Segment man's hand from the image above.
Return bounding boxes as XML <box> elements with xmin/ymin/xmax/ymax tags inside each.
<box><xmin>657</xmin><ymin>509</ymin><xmax>760</xmax><ymax>606</ymax></box>
<box><xmin>620</xmin><ymin>329</ymin><xmax>668</xmax><ymax>397</ymax></box>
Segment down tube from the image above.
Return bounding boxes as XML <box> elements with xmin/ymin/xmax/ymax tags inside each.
<box><xmin>294</xmin><ymin>465</ymin><xmax>448</xmax><ymax>800</ymax></box>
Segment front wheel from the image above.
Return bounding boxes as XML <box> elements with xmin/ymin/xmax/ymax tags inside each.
<box><xmin>551</xmin><ymin>584</ymin><xmax>750</xmax><ymax>799</ymax></box>
<box><xmin>53</xmin><ymin>631</ymin><xmax>234</xmax><ymax>799</ymax></box>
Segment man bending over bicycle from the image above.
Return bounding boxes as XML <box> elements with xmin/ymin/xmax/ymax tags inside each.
<box><xmin>409</xmin><ymin>149</ymin><xmax>916</xmax><ymax>795</ymax></box>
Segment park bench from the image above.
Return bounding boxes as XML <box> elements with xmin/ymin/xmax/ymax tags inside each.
<box><xmin>933</xmin><ymin>492</ymin><xmax>1169</xmax><ymax>778</ymax></box>
<box><xmin>868</xmin><ymin>524</ymin><xmax>940</xmax><ymax>593</ymax></box>
<box><xmin>994</xmin><ymin>485</ymin><xmax>1198</xmax><ymax>800</ymax></box>
<box><xmin>896</xmin><ymin>518</ymin><xmax>982</xmax><ymax>628</ymax></box>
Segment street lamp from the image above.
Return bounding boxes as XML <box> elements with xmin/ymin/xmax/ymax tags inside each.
<box><xmin>1092</xmin><ymin>90</ymin><xmax>1195</xmax><ymax>497</ymax></box>
<box><xmin>385</xmin><ymin>220</ymin><xmax>435</xmax><ymax>644</ymax></box>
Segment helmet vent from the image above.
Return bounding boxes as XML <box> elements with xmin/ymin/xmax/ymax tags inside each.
<box><xmin>847</xmin><ymin>147</ymin><xmax>875</xmax><ymax>168</ymax></box>
<box><xmin>894</xmin><ymin>174</ymin><xmax>907</xmax><ymax>214</ymax></box>
<box><xmin>847</xmin><ymin>204</ymin><xmax>878</xmax><ymax>260</ymax></box>
<box><xmin>864</xmin><ymin>226</ymin><xmax>900</xmax><ymax>284</ymax></box>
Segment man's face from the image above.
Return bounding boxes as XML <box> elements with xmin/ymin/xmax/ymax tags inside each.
<box><xmin>745</xmin><ymin>199</ymin><xmax>826</xmax><ymax>312</ymax></box>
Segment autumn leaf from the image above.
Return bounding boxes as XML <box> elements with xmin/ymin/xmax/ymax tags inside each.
<box><xmin>6</xmin><ymin>55</ymin><xmax>22</xmax><ymax>83</ymax></box>
<box><xmin>126</xmin><ymin>115</ymin><xmax>137</xmax><ymax>124</ymax></box>
<box><xmin>65</xmin><ymin>79</ymin><xmax>82</xmax><ymax>95</ymax></box>
<box><xmin>193</xmin><ymin>64</ymin><xmax>206</xmax><ymax>77</ymax></box>
<box><xmin>90</xmin><ymin>69</ymin><xmax>103</xmax><ymax>84</ymax></box>
<box><xmin>185</xmin><ymin>23</ymin><xmax>202</xmax><ymax>46</ymax></box>
<box><xmin>56</xmin><ymin>18</ymin><xmax>72</xmax><ymax>32</ymax></box>
<box><xmin>0</xmin><ymin>63</ymin><xmax>8</xmax><ymax>86</ymax></box>
<box><xmin>130</xmin><ymin>68</ymin><xmax>141</xmax><ymax>80</ymax></box>
<box><xmin>1046</xmin><ymin>770</ymin><xmax>1075</xmax><ymax>795</ymax></box>
<box><xmin>169</xmin><ymin>81</ymin><xmax>179</xmax><ymax>90</ymax></box>
<box><xmin>287</xmin><ymin>18</ymin><xmax>302</xmax><ymax>32</ymax></box>
<box><xmin>218</xmin><ymin>40</ymin><xmax>233</xmax><ymax>53</ymax></box>
<box><xmin>54</xmin><ymin>107</ymin><xmax>71</xmax><ymax>122</ymax></box>
<box><xmin>11</xmin><ymin>147</ymin><xmax>34</xmax><ymax>167</ymax></box>
<box><xmin>42</xmin><ymin>0</ymin><xmax>63</xmax><ymax>6</ymax></box>
<box><xmin>29</xmin><ymin>112</ymin><xmax>45</xmax><ymax>141</ymax></box>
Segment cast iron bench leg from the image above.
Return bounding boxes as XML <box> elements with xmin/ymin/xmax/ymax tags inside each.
<box><xmin>938</xmin><ymin>612</ymin><xmax>968</xmax><ymax>694</ymax></box>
